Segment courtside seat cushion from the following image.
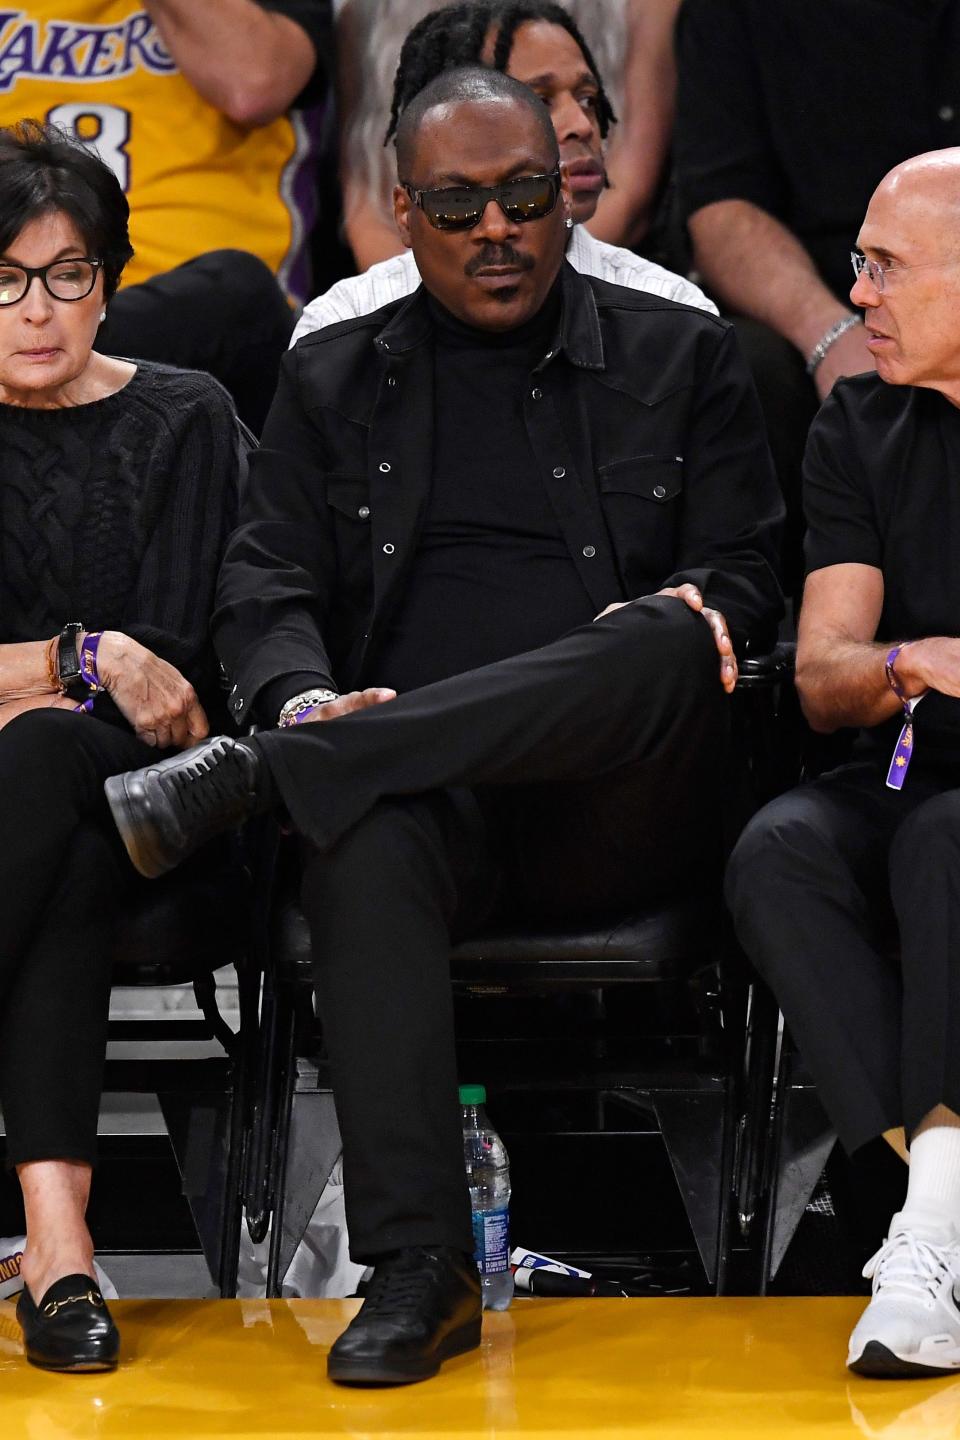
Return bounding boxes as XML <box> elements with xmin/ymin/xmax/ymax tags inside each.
<box><xmin>273</xmin><ymin>891</ymin><xmax>718</xmax><ymax>988</ymax></box>
<box><xmin>112</xmin><ymin>859</ymin><xmax>250</xmax><ymax>987</ymax></box>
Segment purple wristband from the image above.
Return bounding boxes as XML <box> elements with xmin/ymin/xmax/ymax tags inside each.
<box><xmin>287</xmin><ymin>704</ymin><xmax>325</xmax><ymax>726</ymax></box>
<box><xmin>884</xmin><ymin>644</ymin><xmax>917</xmax><ymax>791</ymax></box>
<box><xmin>73</xmin><ymin>631</ymin><xmax>103</xmax><ymax>714</ymax></box>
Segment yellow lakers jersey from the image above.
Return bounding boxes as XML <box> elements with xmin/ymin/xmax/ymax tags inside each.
<box><xmin>0</xmin><ymin>5</ymin><xmax>319</xmax><ymax>301</ymax></box>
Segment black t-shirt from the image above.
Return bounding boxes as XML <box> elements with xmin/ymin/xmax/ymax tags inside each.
<box><xmin>675</xmin><ymin>0</ymin><xmax>960</xmax><ymax>301</ymax></box>
<box><xmin>372</xmin><ymin>285</ymin><xmax>596</xmax><ymax>695</ymax></box>
<box><xmin>804</xmin><ymin>374</ymin><xmax>960</xmax><ymax>768</ymax></box>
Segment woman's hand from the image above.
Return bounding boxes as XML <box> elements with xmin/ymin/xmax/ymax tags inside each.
<box><xmin>97</xmin><ymin>631</ymin><xmax>209</xmax><ymax>749</ymax></box>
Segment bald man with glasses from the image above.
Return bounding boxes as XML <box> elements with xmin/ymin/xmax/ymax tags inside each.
<box><xmin>728</xmin><ymin>148</ymin><xmax>960</xmax><ymax>1381</ymax></box>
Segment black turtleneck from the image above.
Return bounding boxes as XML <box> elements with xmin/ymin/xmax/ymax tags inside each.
<box><xmin>373</xmin><ymin>282</ymin><xmax>596</xmax><ymax>694</ymax></box>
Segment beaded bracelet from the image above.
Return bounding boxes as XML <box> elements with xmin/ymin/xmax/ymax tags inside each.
<box><xmin>278</xmin><ymin>688</ymin><xmax>340</xmax><ymax>728</ymax></box>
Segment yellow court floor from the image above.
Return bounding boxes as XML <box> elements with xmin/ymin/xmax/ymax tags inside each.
<box><xmin>3</xmin><ymin>1296</ymin><xmax>960</xmax><ymax>1440</ymax></box>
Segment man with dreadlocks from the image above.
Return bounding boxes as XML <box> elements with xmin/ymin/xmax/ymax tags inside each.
<box><xmin>108</xmin><ymin>69</ymin><xmax>781</xmax><ymax>1386</ymax></box>
<box><xmin>335</xmin><ymin>0</ymin><xmax>680</xmax><ymax>266</ymax></box>
<box><xmin>293</xmin><ymin>0</ymin><xmax>711</xmax><ymax>339</ymax></box>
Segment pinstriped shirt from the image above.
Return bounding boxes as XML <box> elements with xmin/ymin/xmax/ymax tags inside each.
<box><xmin>291</xmin><ymin>225</ymin><xmax>717</xmax><ymax>345</ymax></box>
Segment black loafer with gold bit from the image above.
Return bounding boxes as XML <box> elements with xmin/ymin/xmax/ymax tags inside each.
<box><xmin>16</xmin><ymin>1273</ymin><xmax>120</xmax><ymax>1372</ymax></box>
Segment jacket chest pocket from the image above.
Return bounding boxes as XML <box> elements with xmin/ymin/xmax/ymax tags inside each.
<box><xmin>597</xmin><ymin>456</ymin><xmax>683</xmax><ymax>584</ymax></box>
<box><xmin>324</xmin><ymin>474</ymin><xmax>374</xmax><ymax>609</ymax></box>
<box><xmin>325</xmin><ymin>474</ymin><xmax>372</xmax><ymax>525</ymax></box>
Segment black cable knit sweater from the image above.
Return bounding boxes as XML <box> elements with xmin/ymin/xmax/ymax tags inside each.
<box><xmin>0</xmin><ymin>360</ymin><xmax>238</xmax><ymax>717</ymax></box>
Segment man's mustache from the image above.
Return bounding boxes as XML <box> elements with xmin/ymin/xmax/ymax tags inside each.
<box><xmin>464</xmin><ymin>245</ymin><xmax>535</xmax><ymax>277</ymax></box>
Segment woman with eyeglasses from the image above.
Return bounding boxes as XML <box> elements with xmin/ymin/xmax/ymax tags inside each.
<box><xmin>0</xmin><ymin>120</ymin><xmax>240</xmax><ymax>1373</ymax></box>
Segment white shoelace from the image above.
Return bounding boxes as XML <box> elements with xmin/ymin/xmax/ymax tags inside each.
<box><xmin>863</xmin><ymin>1230</ymin><xmax>959</xmax><ymax>1305</ymax></box>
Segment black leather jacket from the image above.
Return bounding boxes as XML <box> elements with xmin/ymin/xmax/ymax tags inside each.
<box><xmin>214</xmin><ymin>262</ymin><xmax>783</xmax><ymax>724</ymax></box>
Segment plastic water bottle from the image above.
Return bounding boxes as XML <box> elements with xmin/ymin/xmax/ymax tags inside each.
<box><xmin>460</xmin><ymin>1084</ymin><xmax>514</xmax><ymax>1310</ymax></box>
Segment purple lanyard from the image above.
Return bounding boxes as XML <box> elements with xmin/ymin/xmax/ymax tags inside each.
<box><xmin>884</xmin><ymin>644</ymin><xmax>922</xmax><ymax>791</ymax></box>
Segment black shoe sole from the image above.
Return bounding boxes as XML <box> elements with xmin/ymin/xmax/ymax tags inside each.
<box><xmin>26</xmin><ymin>1353</ymin><xmax>118</xmax><ymax>1374</ymax></box>
<box><xmin>327</xmin><ymin>1317</ymin><xmax>482</xmax><ymax>1387</ymax></box>
<box><xmin>848</xmin><ymin>1340</ymin><xmax>960</xmax><ymax>1379</ymax></box>
<box><xmin>104</xmin><ymin>774</ymin><xmax>170</xmax><ymax>879</ymax></box>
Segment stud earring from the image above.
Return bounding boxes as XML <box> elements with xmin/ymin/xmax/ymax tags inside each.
<box><xmin>99</xmin><ymin>310</ymin><xmax>106</xmax><ymax>322</ymax></box>
<box><xmin>565</xmin><ymin>217</ymin><xmax>574</xmax><ymax>230</ymax></box>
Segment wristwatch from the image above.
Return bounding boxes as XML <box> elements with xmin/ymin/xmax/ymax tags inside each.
<box><xmin>57</xmin><ymin>621</ymin><xmax>90</xmax><ymax>701</ymax></box>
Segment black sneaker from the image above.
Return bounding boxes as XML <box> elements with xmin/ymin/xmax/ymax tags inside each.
<box><xmin>327</xmin><ymin>1245</ymin><xmax>482</xmax><ymax>1386</ymax></box>
<box><xmin>105</xmin><ymin>735</ymin><xmax>264</xmax><ymax>879</ymax></box>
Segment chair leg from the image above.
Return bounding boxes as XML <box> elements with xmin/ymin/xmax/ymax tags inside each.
<box><xmin>159</xmin><ymin>1089</ymin><xmax>235</xmax><ymax>1291</ymax></box>
<box><xmin>715</xmin><ymin>1075</ymin><xmax>739</xmax><ymax>1296</ymax></box>
<box><xmin>264</xmin><ymin>991</ymin><xmax>298</xmax><ymax>1297</ymax></box>
<box><xmin>210</xmin><ymin>948</ymin><xmax>264</xmax><ymax>1297</ymax></box>
<box><xmin>734</xmin><ymin>981</ymin><xmax>781</xmax><ymax>1290</ymax></box>
<box><xmin>242</xmin><ymin>815</ymin><xmax>284</xmax><ymax>1245</ymax></box>
<box><xmin>265</xmin><ymin>1079</ymin><xmax>343</xmax><ymax>1297</ymax></box>
<box><xmin>215</xmin><ymin>1076</ymin><xmax>245</xmax><ymax>1297</ymax></box>
<box><xmin>759</xmin><ymin>1037</ymin><xmax>837</xmax><ymax>1292</ymax></box>
<box><xmin>653</xmin><ymin>1088</ymin><xmax>729</xmax><ymax>1290</ymax></box>
<box><xmin>243</xmin><ymin>974</ymin><xmax>288</xmax><ymax>1245</ymax></box>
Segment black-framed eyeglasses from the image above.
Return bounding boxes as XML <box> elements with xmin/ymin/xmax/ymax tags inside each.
<box><xmin>401</xmin><ymin>169</ymin><xmax>562</xmax><ymax>231</ymax></box>
<box><xmin>0</xmin><ymin>257</ymin><xmax>103</xmax><ymax>306</ymax></box>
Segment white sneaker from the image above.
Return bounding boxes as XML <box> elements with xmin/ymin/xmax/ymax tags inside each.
<box><xmin>847</xmin><ymin>1212</ymin><xmax>960</xmax><ymax>1377</ymax></box>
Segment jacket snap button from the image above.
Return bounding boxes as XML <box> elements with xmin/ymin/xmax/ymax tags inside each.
<box><xmin>531</xmin><ymin>387</ymin><xmax>543</xmax><ymax>400</ymax></box>
<box><xmin>358</xmin><ymin>505</ymin><xmax>371</xmax><ymax>519</ymax></box>
<box><xmin>387</xmin><ymin>376</ymin><xmax>398</xmax><ymax>387</ymax></box>
<box><xmin>582</xmin><ymin>545</ymin><xmax>596</xmax><ymax>558</ymax></box>
<box><xmin>553</xmin><ymin>466</ymin><xmax>566</xmax><ymax>479</ymax></box>
<box><xmin>379</xmin><ymin>462</ymin><xmax>391</xmax><ymax>473</ymax></box>
<box><xmin>383</xmin><ymin>543</ymin><xmax>395</xmax><ymax>554</ymax></box>
<box><xmin>653</xmin><ymin>485</ymin><xmax>667</xmax><ymax>499</ymax></box>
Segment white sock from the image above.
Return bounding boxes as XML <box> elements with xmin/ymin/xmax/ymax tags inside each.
<box><xmin>898</xmin><ymin>1125</ymin><xmax>960</xmax><ymax>1232</ymax></box>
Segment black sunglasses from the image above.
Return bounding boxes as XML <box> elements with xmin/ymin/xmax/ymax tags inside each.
<box><xmin>401</xmin><ymin>169</ymin><xmax>562</xmax><ymax>231</ymax></box>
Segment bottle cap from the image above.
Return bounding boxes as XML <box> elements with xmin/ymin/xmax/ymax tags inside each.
<box><xmin>459</xmin><ymin>1084</ymin><xmax>486</xmax><ymax>1105</ymax></box>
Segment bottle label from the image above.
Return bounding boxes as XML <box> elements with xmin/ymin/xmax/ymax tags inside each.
<box><xmin>472</xmin><ymin>1208</ymin><xmax>509</xmax><ymax>1275</ymax></box>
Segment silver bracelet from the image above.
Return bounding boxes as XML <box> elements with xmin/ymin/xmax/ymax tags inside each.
<box><xmin>278</xmin><ymin>688</ymin><xmax>340</xmax><ymax>728</ymax></box>
<box><xmin>805</xmin><ymin>315</ymin><xmax>863</xmax><ymax>376</ymax></box>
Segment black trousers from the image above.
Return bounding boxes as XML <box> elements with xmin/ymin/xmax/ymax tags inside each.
<box><xmin>0</xmin><ymin>710</ymin><xmax>153</xmax><ymax>1168</ymax></box>
<box><xmin>726</xmin><ymin>759</ymin><xmax>960</xmax><ymax>1154</ymax></box>
<box><xmin>99</xmin><ymin>250</ymin><xmax>295</xmax><ymax>435</ymax></box>
<box><xmin>254</xmin><ymin>600</ymin><xmax>728</xmax><ymax>1261</ymax></box>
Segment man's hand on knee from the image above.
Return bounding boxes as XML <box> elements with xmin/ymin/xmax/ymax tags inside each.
<box><xmin>595</xmin><ymin>586</ymin><xmax>737</xmax><ymax>693</ymax></box>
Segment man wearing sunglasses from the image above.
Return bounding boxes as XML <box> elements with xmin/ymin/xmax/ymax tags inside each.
<box><xmin>107</xmin><ymin>68</ymin><xmax>782</xmax><ymax>1386</ymax></box>
<box><xmin>727</xmin><ymin>149</ymin><xmax>960</xmax><ymax>1379</ymax></box>
<box><xmin>292</xmin><ymin>0</ymin><xmax>715</xmax><ymax>344</ymax></box>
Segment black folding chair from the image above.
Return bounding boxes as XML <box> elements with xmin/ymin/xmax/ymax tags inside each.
<box><xmin>243</xmin><ymin>646</ymin><xmax>796</xmax><ymax>1297</ymax></box>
